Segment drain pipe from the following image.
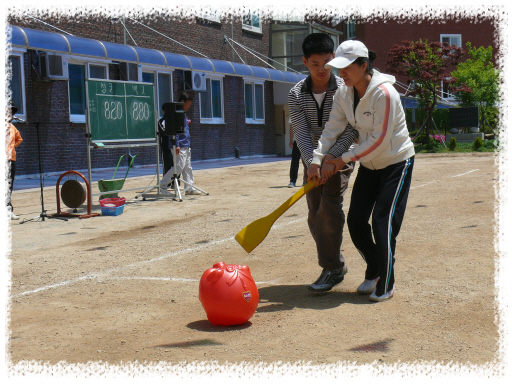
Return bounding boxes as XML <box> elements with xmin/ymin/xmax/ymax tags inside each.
<box><xmin>230</xmin><ymin>21</ymin><xmax>240</xmax><ymax>159</ymax></box>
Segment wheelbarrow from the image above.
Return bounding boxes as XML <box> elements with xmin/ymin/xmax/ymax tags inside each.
<box><xmin>98</xmin><ymin>154</ymin><xmax>137</xmax><ymax>199</ymax></box>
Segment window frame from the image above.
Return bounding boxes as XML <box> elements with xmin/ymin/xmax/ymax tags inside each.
<box><xmin>67</xmin><ymin>56</ymin><xmax>112</xmax><ymax>123</ymax></box>
<box><xmin>440</xmin><ymin>77</ymin><xmax>456</xmax><ymax>100</ymax></box>
<box><xmin>88</xmin><ymin>63</ymin><xmax>108</xmax><ymax>80</ymax></box>
<box><xmin>68</xmin><ymin>61</ymin><xmax>87</xmax><ymax>123</ymax></box>
<box><xmin>7</xmin><ymin>49</ymin><xmax>27</xmax><ymax>121</ymax></box>
<box><xmin>200</xmin><ymin>8</ymin><xmax>222</xmax><ymax>23</ymax></box>
<box><xmin>199</xmin><ymin>74</ymin><xmax>225</xmax><ymax>125</ymax></box>
<box><xmin>440</xmin><ymin>34</ymin><xmax>462</xmax><ymax>48</ymax></box>
<box><xmin>244</xmin><ymin>78</ymin><xmax>265</xmax><ymax>124</ymax></box>
<box><xmin>242</xmin><ymin>12</ymin><xmax>262</xmax><ymax>34</ymax></box>
<box><xmin>141</xmin><ymin>67</ymin><xmax>175</xmax><ymax>117</ymax></box>
<box><xmin>346</xmin><ymin>20</ymin><xmax>356</xmax><ymax>40</ymax></box>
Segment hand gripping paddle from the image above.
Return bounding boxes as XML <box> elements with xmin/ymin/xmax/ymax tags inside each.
<box><xmin>235</xmin><ymin>180</ymin><xmax>315</xmax><ymax>253</ymax></box>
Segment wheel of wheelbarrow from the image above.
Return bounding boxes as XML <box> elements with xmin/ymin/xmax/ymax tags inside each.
<box><xmin>61</xmin><ymin>179</ymin><xmax>87</xmax><ymax>209</ymax></box>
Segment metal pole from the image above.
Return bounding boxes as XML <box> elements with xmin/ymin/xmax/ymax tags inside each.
<box><xmin>123</xmin><ymin>16</ymin><xmax>126</xmax><ymax>45</ymax></box>
<box><xmin>155</xmin><ymin>108</ymin><xmax>160</xmax><ymax>186</ymax></box>
<box><xmin>85</xmin><ymin>109</ymin><xmax>93</xmax><ymax>200</ymax></box>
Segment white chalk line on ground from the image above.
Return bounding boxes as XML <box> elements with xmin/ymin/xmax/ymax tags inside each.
<box><xmin>452</xmin><ymin>169</ymin><xmax>479</xmax><ymax>177</ymax></box>
<box><xmin>410</xmin><ymin>180</ymin><xmax>440</xmax><ymax>190</ymax></box>
<box><xmin>108</xmin><ymin>276</ymin><xmax>280</xmax><ymax>286</ymax></box>
<box><xmin>11</xmin><ymin>216</ymin><xmax>308</xmax><ymax>298</ymax></box>
<box><xmin>12</xmin><ymin>167</ymin><xmax>481</xmax><ymax>299</ymax></box>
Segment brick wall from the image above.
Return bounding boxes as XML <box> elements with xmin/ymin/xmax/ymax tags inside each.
<box><xmin>8</xmin><ymin>12</ymin><xmax>278</xmax><ymax>176</ymax></box>
<box><xmin>7</xmin><ymin>14</ymin><xmax>270</xmax><ymax>66</ymax></box>
<box><xmin>355</xmin><ymin>17</ymin><xmax>497</xmax><ymax>86</ymax></box>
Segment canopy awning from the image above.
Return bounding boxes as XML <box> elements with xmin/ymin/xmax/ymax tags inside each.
<box><xmin>401</xmin><ymin>95</ymin><xmax>458</xmax><ymax>109</ymax></box>
<box><xmin>6</xmin><ymin>25</ymin><xmax>306</xmax><ymax>84</ymax></box>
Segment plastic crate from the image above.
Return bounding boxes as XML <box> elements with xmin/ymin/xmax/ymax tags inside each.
<box><xmin>99</xmin><ymin>197</ymin><xmax>126</xmax><ymax>207</ymax></box>
<box><xmin>101</xmin><ymin>204</ymin><xmax>125</xmax><ymax>216</ymax></box>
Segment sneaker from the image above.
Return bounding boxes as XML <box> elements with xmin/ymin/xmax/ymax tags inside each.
<box><xmin>356</xmin><ymin>277</ymin><xmax>380</xmax><ymax>295</ymax></box>
<box><xmin>185</xmin><ymin>189</ymin><xmax>201</xmax><ymax>195</ymax></box>
<box><xmin>369</xmin><ymin>286</ymin><xmax>395</xmax><ymax>302</ymax></box>
<box><xmin>10</xmin><ymin>212</ymin><xmax>19</xmax><ymax>220</ymax></box>
<box><xmin>288</xmin><ymin>182</ymin><xmax>296</xmax><ymax>188</ymax></box>
<box><xmin>308</xmin><ymin>265</ymin><xmax>348</xmax><ymax>292</ymax></box>
<box><xmin>159</xmin><ymin>188</ymin><xmax>173</xmax><ymax>195</ymax></box>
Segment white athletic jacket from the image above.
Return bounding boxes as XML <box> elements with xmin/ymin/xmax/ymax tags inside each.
<box><xmin>312</xmin><ymin>70</ymin><xmax>415</xmax><ymax>170</ymax></box>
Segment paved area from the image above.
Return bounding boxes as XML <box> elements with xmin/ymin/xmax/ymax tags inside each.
<box><xmin>13</xmin><ymin>156</ymin><xmax>290</xmax><ymax>192</ymax></box>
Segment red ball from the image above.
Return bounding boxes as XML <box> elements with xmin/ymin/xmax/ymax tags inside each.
<box><xmin>199</xmin><ymin>262</ymin><xmax>259</xmax><ymax>326</ymax></box>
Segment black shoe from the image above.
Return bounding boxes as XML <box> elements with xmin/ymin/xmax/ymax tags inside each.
<box><xmin>308</xmin><ymin>265</ymin><xmax>348</xmax><ymax>292</ymax></box>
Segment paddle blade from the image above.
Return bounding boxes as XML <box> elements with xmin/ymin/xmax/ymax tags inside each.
<box><xmin>235</xmin><ymin>215</ymin><xmax>274</xmax><ymax>253</ymax></box>
<box><xmin>235</xmin><ymin>181</ymin><xmax>315</xmax><ymax>253</ymax></box>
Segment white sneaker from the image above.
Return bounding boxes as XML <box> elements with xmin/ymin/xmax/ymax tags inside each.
<box><xmin>356</xmin><ymin>277</ymin><xmax>380</xmax><ymax>294</ymax></box>
<box><xmin>159</xmin><ymin>188</ymin><xmax>172</xmax><ymax>195</ymax></box>
<box><xmin>369</xmin><ymin>286</ymin><xmax>395</xmax><ymax>302</ymax></box>
<box><xmin>185</xmin><ymin>189</ymin><xmax>201</xmax><ymax>195</ymax></box>
<box><xmin>10</xmin><ymin>212</ymin><xmax>19</xmax><ymax>220</ymax></box>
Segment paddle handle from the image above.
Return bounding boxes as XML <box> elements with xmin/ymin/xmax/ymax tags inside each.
<box><xmin>266</xmin><ymin>180</ymin><xmax>315</xmax><ymax>224</ymax></box>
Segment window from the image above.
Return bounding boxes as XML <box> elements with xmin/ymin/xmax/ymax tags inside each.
<box><xmin>88</xmin><ymin>64</ymin><xmax>107</xmax><ymax>79</ymax></box>
<box><xmin>311</xmin><ymin>26</ymin><xmax>339</xmax><ymax>49</ymax></box>
<box><xmin>69</xmin><ymin>60</ymin><xmax>110</xmax><ymax>123</ymax></box>
<box><xmin>441</xmin><ymin>34</ymin><xmax>461</xmax><ymax>48</ymax></box>
<box><xmin>142</xmin><ymin>72</ymin><xmax>154</xmax><ymax>83</ymax></box>
<box><xmin>200</xmin><ymin>76</ymin><xmax>224</xmax><ymax>124</ymax></box>
<box><xmin>157</xmin><ymin>73</ymin><xmax>172</xmax><ymax>115</ymax></box>
<box><xmin>244</xmin><ymin>80</ymin><xmax>265</xmax><ymax>124</ymax></box>
<box><xmin>243</xmin><ymin>12</ymin><xmax>261</xmax><ymax>33</ymax></box>
<box><xmin>346</xmin><ymin>20</ymin><xmax>356</xmax><ymax>40</ymax></box>
<box><xmin>200</xmin><ymin>8</ymin><xmax>221</xmax><ymax>23</ymax></box>
<box><xmin>271</xmin><ymin>24</ymin><xmax>309</xmax><ymax>73</ymax></box>
<box><xmin>143</xmin><ymin>71</ymin><xmax>173</xmax><ymax>116</ymax></box>
<box><xmin>271</xmin><ymin>23</ymin><xmax>340</xmax><ymax>74</ymax></box>
<box><xmin>7</xmin><ymin>53</ymin><xmax>25</xmax><ymax>117</ymax></box>
<box><xmin>441</xmin><ymin>78</ymin><xmax>455</xmax><ymax>100</ymax></box>
<box><xmin>68</xmin><ymin>63</ymin><xmax>86</xmax><ymax>122</ymax></box>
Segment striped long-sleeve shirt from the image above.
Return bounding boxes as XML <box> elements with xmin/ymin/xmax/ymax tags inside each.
<box><xmin>288</xmin><ymin>73</ymin><xmax>358</xmax><ymax>168</ymax></box>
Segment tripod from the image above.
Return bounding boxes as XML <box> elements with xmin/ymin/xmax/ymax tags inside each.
<box><xmin>163</xmin><ymin>135</ymin><xmax>209</xmax><ymax>199</ymax></box>
<box><xmin>19</xmin><ymin>121</ymin><xmax>67</xmax><ymax>224</ymax></box>
<box><xmin>137</xmin><ymin>134</ymin><xmax>209</xmax><ymax>201</ymax></box>
<box><xmin>412</xmin><ymin>116</ymin><xmax>447</xmax><ymax>148</ymax></box>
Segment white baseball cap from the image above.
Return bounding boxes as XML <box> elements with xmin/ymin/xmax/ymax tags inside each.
<box><xmin>325</xmin><ymin>40</ymin><xmax>369</xmax><ymax>69</ymax></box>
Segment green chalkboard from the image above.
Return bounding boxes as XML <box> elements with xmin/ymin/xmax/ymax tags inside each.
<box><xmin>86</xmin><ymin>79</ymin><xmax>156</xmax><ymax>141</ymax></box>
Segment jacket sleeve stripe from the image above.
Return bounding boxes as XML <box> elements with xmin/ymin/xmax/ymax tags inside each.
<box><xmin>351</xmin><ymin>84</ymin><xmax>391</xmax><ymax>161</ymax></box>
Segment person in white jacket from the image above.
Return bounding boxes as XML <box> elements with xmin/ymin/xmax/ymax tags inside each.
<box><xmin>308</xmin><ymin>40</ymin><xmax>415</xmax><ymax>302</ymax></box>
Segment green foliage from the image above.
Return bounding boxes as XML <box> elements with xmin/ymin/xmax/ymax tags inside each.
<box><xmin>413</xmin><ymin>139</ymin><xmax>499</xmax><ymax>154</ymax></box>
<box><xmin>405</xmin><ymin>108</ymin><xmax>450</xmax><ymax>133</ymax></box>
<box><xmin>449</xmin><ymin>137</ymin><xmax>457</xmax><ymax>151</ymax></box>
<box><xmin>483</xmin><ymin>139</ymin><xmax>499</xmax><ymax>149</ymax></box>
<box><xmin>451</xmin><ymin>42</ymin><xmax>500</xmax><ymax>133</ymax></box>
<box><xmin>387</xmin><ymin>39</ymin><xmax>467</xmax><ymax>123</ymax></box>
<box><xmin>472</xmin><ymin>137</ymin><xmax>484</xmax><ymax>150</ymax></box>
<box><xmin>413</xmin><ymin>135</ymin><xmax>443</xmax><ymax>153</ymax></box>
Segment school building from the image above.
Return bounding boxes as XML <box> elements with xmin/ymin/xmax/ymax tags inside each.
<box><xmin>6</xmin><ymin>12</ymin><xmax>497</xmax><ymax>177</ymax></box>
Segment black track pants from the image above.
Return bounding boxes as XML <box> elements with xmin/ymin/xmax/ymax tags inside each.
<box><xmin>289</xmin><ymin>141</ymin><xmax>301</xmax><ymax>184</ymax></box>
<box><xmin>347</xmin><ymin>156</ymin><xmax>414</xmax><ymax>296</ymax></box>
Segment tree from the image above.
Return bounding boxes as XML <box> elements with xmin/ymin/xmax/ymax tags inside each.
<box><xmin>451</xmin><ymin>42</ymin><xmax>500</xmax><ymax>133</ymax></box>
<box><xmin>386</xmin><ymin>40</ymin><xmax>471</xmax><ymax>144</ymax></box>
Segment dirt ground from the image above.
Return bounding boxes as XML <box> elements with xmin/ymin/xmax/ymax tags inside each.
<box><xmin>4</xmin><ymin>152</ymin><xmax>502</xmax><ymax>372</ymax></box>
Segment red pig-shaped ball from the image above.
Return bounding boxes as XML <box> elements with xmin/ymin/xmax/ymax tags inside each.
<box><xmin>199</xmin><ymin>262</ymin><xmax>259</xmax><ymax>326</ymax></box>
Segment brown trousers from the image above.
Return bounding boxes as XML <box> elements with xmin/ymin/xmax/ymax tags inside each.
<box><xmin>304</xmin><ymin>162</ymin><xmax>354</xmax><ymax>271</ymax></box>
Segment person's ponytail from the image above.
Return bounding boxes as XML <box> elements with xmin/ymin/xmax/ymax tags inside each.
<box><xmin>354</xmin><ymin>50</ymin><xmax>377</xmax><ymax>75</ymax></box>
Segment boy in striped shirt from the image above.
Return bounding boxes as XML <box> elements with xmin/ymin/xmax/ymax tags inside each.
<box><xmin>288</xmin><ymin>33</ymin><xmax>358</xmax><ymax>292</ymax></box>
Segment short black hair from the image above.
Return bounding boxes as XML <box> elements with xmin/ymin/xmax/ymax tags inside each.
<box><xmin>302</xmin><ymin>33</ymin><xmax>335</xmax><ymax>59</ymax></box>
<box><xmin>178</xmin><ymin>92</ymin><xmax>194</xmax><ymax>102</ymax></box>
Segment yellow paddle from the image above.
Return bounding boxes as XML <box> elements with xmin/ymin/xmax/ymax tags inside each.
<box><xmin>235</xmin><ymin>180</ymin><xmax>316</xmax><ymax>253</ymax></box>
